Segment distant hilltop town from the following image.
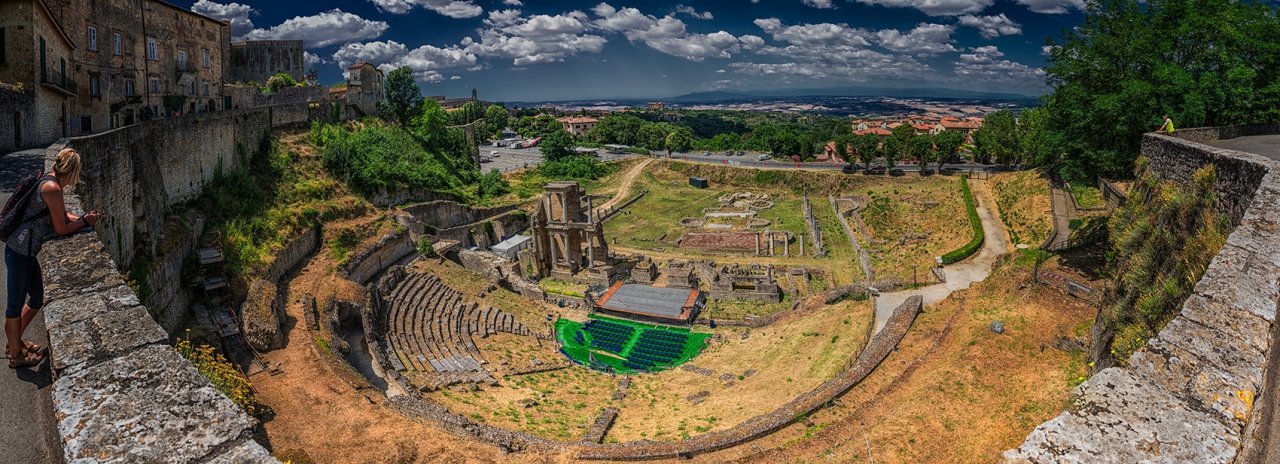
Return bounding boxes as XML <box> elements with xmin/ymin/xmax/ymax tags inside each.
<box><xmin>0</xmin><ymin>0</ymin><xmax>482</xmax><ymax>153</ymax></box>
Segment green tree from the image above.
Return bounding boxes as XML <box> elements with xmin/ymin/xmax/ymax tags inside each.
<box><xmin>911</xmin><ymin>135</ymin><xmax>936</xmax><ymax>175</ymax></box>
<box><xmin>638</xmin><ymin>124</ymin><xmax>667</xmax><ymax>153</ymax></box>
<box><xmin>1018</xmin><ymin>106</ymin><xmax>1061</xmax><ymax>167</ymax></box>
<box><xmin>266</xmin><ymin>72</ymin><xmax>298</xmax><ymax>92</ymax></box>
<box><xmin>665</xmin><ymin>126</ymin><xmax>695</xmax><ymax>153</ymax></box>
<box><xmin>540</xmin><ymin>130</ymin><xmax>575</xmax><ymax>162</ymax></box>
<box><xmin>409</xmin><ymin>98</ymin><xmax>447</xmax><ymax>143</ymax></box>
<box><xmin>933</xmin><ymin>130</ymin><xmax>965</xmax><ymax>173</ymax></box>
<box><xmin>383</xmin><ymin>66</ymin><xmax>422</xmax><ymax>127</ymax></box>
<box><xmin>852</xmin><ymin>133</ymin><xmax>881</xmax><ymax>170</ymax></box>
<box><xmin>974</xmin><ymin>110</ymin><xmax>1021</xmax><ymax>165</ymax></box>
<box><xmin>1042</xmin><ymin>0</ymin><xmax>1280</xmax><ymax>180</ymax></box>
<box><xmin>882</xmin><ymin>137</ymin><xmax>901</xmax><ymax>169</ymax></box>
<box><xmin>478</xmin><ymin>168</ymin><xmax>509</xmax><ymax>199</ymax></box>
<box><xmin>889</xmin><ymin>124</ymin><xmax>916</xmax><ymax>168</ymax></box>
<box><xmin>485</xmin><ymin>105</ymin><xmax>510</xmax><ymax>135</ymax></box>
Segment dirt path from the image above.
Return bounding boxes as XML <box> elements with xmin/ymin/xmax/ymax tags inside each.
<box><xmin>873</xmin><ymin>178</ymin><xmax>1012</xmax><ymax>333</ymax></box>
<box><xmin>597</xmin><ymin>158</ymin><xmax>654</xmax><ymax>211</ymax></box>
<box><xmin>1046</xmin><ymin>186</ymin><xmax>1072</xmax><ymax>250</ymax></box>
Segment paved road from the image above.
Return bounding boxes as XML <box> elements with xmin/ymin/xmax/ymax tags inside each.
<box><xmin>1046</xmin><ymin>186</ymin><xmax>1072</xmax><ymax>250</ymax></box>
<box><xmin>1206</xmin><ymin>134</ymin><xmax>1280</xmax><ymax>162</ymax></box>
<box><xmin>0</xmin><ymin>147</ymin><xmax>63</xmax><ymax>463</ymax></box>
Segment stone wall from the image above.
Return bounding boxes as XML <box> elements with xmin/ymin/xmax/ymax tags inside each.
<box><xmin>36</xmin><ymin>189</ymin><xmax>274</xmax><ymax>462</ymax></box>
<box><xmin>226</xmin><ymin>84</ymin><xmax>327</xmax><ymax>110</ymax></box>
<box><xmin>340</xmin><ymin>229</ymin><xmax>417</xmax><ymax>284</ymax></box>
<box><xmin>266</xmin><ymin>228</ymin><xmax>319</xmax><ymax>283</ymax></box>
<box><xmin>52</xmin><ymin>101</ymin><xmax>331</xmax><ymax>268</ymax></box>
<box><xmin>1005</xmin><ymin>124</ymin><xmax>1280</xmax><ymax>463</ymax></box>
<box><xmin>228</xmin><ymin>40</ymin><xmax>305</xmax><ymax>85</ymax></box>
<box><xmin>402</xmin><ymin>200</ymin><xmax>522</xmax><ymax>231</ymax></box>
<box><xmin>0</xmin><ymin>83</ymin><xmax>37</xmax><ymax>152</ymax></box>
<box><xmin>145</xmin><ymin>212</ymin><xmax>204</xmax><ymax>333</ymax></box>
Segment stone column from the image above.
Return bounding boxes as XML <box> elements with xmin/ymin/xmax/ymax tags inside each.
<box><xmin>799</xmin><ymin>233</ymin><xmax>805</xmax><ymax>256</ymax></box>
<box><xmin>769</xmin><ymin>234</ymin><xmax>775</xmax><ymax>256</ymax></box>
<box><xmin>561</xmin><ymin>194</ymin><xmax>569</xmax><ymax>223</ymax></box>
<box><xmin>588</xmin><ymin>236</ymin><xmax>595</xmax><ymax>268</ymax></box>
<box><xmin>755</xmin><ymin>232</ymin><xmax>760</xmax><ymax>256</ymax></box>
<box><xmin>784</xmin><ymin>238</ymin><xmax>789</xmax><ymax>257</ymax></box>
<box><xmin>588</xmin><ymin>196</ymin><xmax>594</xmax><ymax>223</ymax></box>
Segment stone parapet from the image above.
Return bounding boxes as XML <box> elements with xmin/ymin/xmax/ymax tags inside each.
<box><xmin>38</xmin><ymin>231</ymin><xmax>274</xmax><ymax>463</ymax></box>
<box><xmin>1004</xmin><ymin>124</ymin><xmax>1280</xmax><ymax>463</ymax></box>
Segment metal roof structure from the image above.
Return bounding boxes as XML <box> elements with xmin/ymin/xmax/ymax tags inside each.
<box><xmin>595</xmin><ymin>283</ymin><xmax>700</xmax><ymax>321</ymax></box>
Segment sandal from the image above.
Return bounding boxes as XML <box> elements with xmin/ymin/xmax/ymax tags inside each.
<box><xmin>5</xmin><ymin>342</ymin><xmax>41</xmax><ymax>353</ymax></box>
<box><xmin>8</xmin><ymin>349</ymin><xmax>42</xmax><ymax>368</ymax></box>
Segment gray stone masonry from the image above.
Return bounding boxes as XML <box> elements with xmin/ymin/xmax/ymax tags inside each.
<box><xmin>1004</xmin><ymin>123</ymin><xmax>1280</xmax><ymax>463</ymax></box>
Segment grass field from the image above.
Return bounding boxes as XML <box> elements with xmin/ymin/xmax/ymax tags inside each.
<box><xmin>1070</xmin><ymin>183</ymin><xmax>1106</xmax><ymax>208</ymax></box>
<box><xmin>855</xmin><ymin>176</ymin><xmax>967</xmax><ymax>281</ymax></box>
<box><xmin>990</xmin><ymin>170</ymin><xmax>1053</xmax><ymax>247</ymax></box>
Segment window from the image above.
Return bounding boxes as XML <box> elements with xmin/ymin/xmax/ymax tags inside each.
<box><xmin>164</xmin><ymin>80</ymin><xmax>168</xmax><ymax>93</ymax></box>
<box><xmin>270</xmin><ymin>58</ymin><xmax>275</xmax><ymax>72</ymax></box>
<box><xmin>189</xmin><ymin>81</ymin><xmax>195</xmax><ymax>95</ymax></box>
<box><xmin>152</xmin><ymin>106</ymin><xmax>159</xmax><ymax>117</ymax></box>
<box><xmin>80</xmin><ymin>116</ymin><xmax>91</xmax><ymax>133</ymax></box>
<box><xmin>88</xmin><ymin>26</ymin><xmax>97</xmax><ymax>51</ymax></box>
<box><xmin>150</xmin><ymin>78</ymin><xmax>158</xmax><ymax>93</ymax></box>
<box><xmin>126</xmin><ymin>80</ymin><xmax>134</xmax><ymax>96</ymax></box>
<box><xmin>147</xmin><ymin>39</ymin><xmax>156</xmax><ymax>60</ymax></box>
<box><xmin>285</xmin><ymin>58</ymin><xmax>291</xmax><ymax>71</ymax></box>
<box><xmin>202</xmin><ymin>49</ymin><xmax>208</xmax><ymax>67</ymax></box>
<box><xmin>89</xmin><ymin>76</ymin><xmax>99</xmax><ymax>96</ymax></box>
<box><xmin>114</xmin><ymin>33</ymin><xmax>121</xmax><ymax>55</ymax></box>
<box><xmin>203</xmin><ymin>82</ymin><xmax>209</xmax><ymax>96</ymax></box>
<box><xmin>178</xmin><ymin>51</ymin><xmax>185</xmax><ymax>70</ymax></box>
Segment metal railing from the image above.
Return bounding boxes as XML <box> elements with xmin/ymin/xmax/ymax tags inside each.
<box><xmin>40</xmin><ymin>67</ymin><xmax>77</xmax><ymax>95</ymax></box>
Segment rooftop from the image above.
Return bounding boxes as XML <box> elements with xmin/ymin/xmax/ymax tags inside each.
<box><xmin>595</xmin><ymin>283</ymin><xmax>699</xmax><ymax>321</ymax></box>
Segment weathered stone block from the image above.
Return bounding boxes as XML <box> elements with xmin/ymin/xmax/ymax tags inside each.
<box><xmin>242</xmin><ymin>279</ymin><xmax>282</xmax><ymax>351</ymax></box>
<box><xmin>48</xmin><ymin>305</ymin><xmax>167</xmax><ymax>373</ymax></box>
<box><xmin>1193</xmin><ymin>243</ymin><xmax>1279</xmax><ymax>323</ymax></box>
<box><xmin>207</xmin><ymin>439</ymin><xmax>277</xmax><ymax>463</ymax></box>
<box><xmin>1177</xmin><ymin>293</ymin><xmax>1271</xmax><ymax>354</ymax></box>
<box><xmin>1004</xmin><ymin>368</ymin><xmax>1239</xmax><ymax>463</ymax></box>
<box><xmin>41</xmin><ymin>285</ymin><xmax>140</xmax><ymax>332</ymax></box>
<box><xmin>53</xmin><ymin>344</ymin><xmax>257</xmax><ymax>463</ymax></box>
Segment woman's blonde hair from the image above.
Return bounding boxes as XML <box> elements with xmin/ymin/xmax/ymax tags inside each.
<box><xmin>53</xmin><ymin>148</ymin><xmax>83</xmax><ymax>187</ymax></box>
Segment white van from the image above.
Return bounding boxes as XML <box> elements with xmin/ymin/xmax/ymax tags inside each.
<box><xmin>757</xmin><ymin>154</ymin><xmax>770</xmax><ymax>161</ymax></box>
<box><xmin>490</xmin><ymin>151</ymin><xmax>501</xmax><ymax>158</ymax></box>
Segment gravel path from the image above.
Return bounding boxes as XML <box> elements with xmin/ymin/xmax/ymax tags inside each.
<box><xmin>597</xmin><ymin>158</ymin><xmax>654</xmax><ymax>211</ymax></box>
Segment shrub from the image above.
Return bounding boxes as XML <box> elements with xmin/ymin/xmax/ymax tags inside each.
<box><xmin>940</xmin><ymin>177</ymin><xmax>984</xmax><ymax>264</ymax></box>
<box><xmin>1069</xmin><ymin>218</ymin><xmax>1084</xmax><ymax>230</ymax></box>
<box><xmin>418</xmin><ymin>238</ymin><xmax>436</xmax><ymax>257</ymax></box>
<box><xmin>538</xmin><ymin>155</ymin><xmax>611</xmax><ymax>180</ymax></box>
<box><xmin>176</xmin><ymin>336</ymin><xmax>258</xmax><ymax>415</ymax></box>
<box><xmin>479</xmin><ymin>168</ymin><xmax>509</xmax><ymax>199</ymax></box>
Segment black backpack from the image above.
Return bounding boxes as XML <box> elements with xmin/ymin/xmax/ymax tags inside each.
<box><xmin>0</xmin><ymin>170</ymin><xmax>49</xmax><ymax>243</ymax></box>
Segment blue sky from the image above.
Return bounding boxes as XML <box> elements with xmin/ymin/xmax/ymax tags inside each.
<box><xmin>182</xmin><ymin>0</ymin><xmax>1083</xmax><ymax>101</ymax></box>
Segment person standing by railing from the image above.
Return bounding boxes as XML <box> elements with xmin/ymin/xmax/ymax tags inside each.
<box><xmin>5</xmin><ymin>149</ymin><xmax>100</xmax><ymax>368</ymax></box>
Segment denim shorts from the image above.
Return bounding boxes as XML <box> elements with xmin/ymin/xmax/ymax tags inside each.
<box><xmin>4</xmin><ymin>246</ymin><xmax>43</xmax><ymax>319</ymax></box>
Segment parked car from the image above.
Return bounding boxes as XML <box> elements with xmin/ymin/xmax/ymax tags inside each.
<box><xmin>490</xmin><ymin>151</ymin><xmax>501</xmax><ymax>158</ymax></box>
<box><xmin>841</xmin><ymin>164</ymin><xmax>856</xmax><ymax>174</ymax></box>
<box><xmin>757</xmin><ymin>154</ymin><xmax>770</xmax><ymax>161</ymax></box>
<box><xmin>704</xmin><ymin>151</ymin><xmax>711</xmax><ymax>156</ymax></box>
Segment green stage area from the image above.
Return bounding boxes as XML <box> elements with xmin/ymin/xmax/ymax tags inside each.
<box><xmin>555</xmin><ymin>315</ymin><xmax>712</xmax><ymax>374</ymax></box>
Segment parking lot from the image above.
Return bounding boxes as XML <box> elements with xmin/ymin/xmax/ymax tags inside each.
<box><xmin>480</xmin><ymin>145</ymin><xmax>639</xmax><ymax>173</ymax></box>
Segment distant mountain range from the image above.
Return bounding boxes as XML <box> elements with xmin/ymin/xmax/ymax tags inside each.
<box><xmin>665</xmin><ymin>87</ymin><xmax>1038</xmax><ymax>101</ymax></box>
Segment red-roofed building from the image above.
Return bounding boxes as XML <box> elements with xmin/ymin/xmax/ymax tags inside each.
<box><xmin>557</xmin><ymin>116</ymin><xmax>599</xmax><ymax>135</ymax></box>
<box><xmin>854</xmin><ymin>127</ymin><xmax>893</xmax><ymax>144</ymax></box>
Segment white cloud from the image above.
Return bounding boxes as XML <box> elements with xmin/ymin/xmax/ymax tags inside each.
<box><xmin>467</xmin><ymin>65</ymin><xmax>484</xmax><ymax>71</ymax></box>
<box><xmin>593</xmin><ymin>4</ymin><xmax>747</xmax><ymax>61</ymax></box>
<box><xmin>803</xmin><ymin>0</ymin><xmax>835</xmax><ymax>8</ymax></box>
<box><xmin>738</xmin><ymin>34</ymin><xmax>765</xmax><ymax>50</ymax></box>
<box><xmin>970</xmin><ymin>45</ymin><xmax>1002</xmax><ymax>56</ymax></box>
<box><xmin>876</xmin><ymin>23</ymin><xmax>958</xmax><ymax>56</ymax></box>
<box><xmin>368</xmin><ymin>0</ymin><xmax>483</xmax><ymax>18</ymax></box>
<box><xmin>244</xmin><ymin>9</ymin><xmax>388</xmax><ymax>48</ymax></box>
<box><xmin>957</xmin><ymin>14</ymin><xmax>1021</xmax><ymax>39</ymax></box>
<box><xmin>450</xmin><ymin>75</ymin><xmax>462</xmax><ymax>80</ymax></box>
<box><xmin>191</xmin><ymin>0</ymin><xmax>255</xmax><ymax>39</ymax></box>
<box><xmin>853</xmin><ymin>0</ymin><xmax>992</xmax><ymax>16</ymax></box>
<box><xmin>303</xmin><ymin>51</ymin><xmax>326</xmax><ymax>66</ymax></box>
<box><xmin>953</xmin><ymin>46</ymin><xmax>1045</xmax><ymax>84</ymax></box>
<box><xmin>465</xmin><ymin>11</ymin><xmax>608</xmax><ymax>66</ymax></box>
<box><xmin>753</xmin><ymin>18</ymin><xmax>873</xmax><ymax>47</ymax></box>
<box><xmin>716</xmin><ymin>69</ymin><xmax>726</xmax><ymax>73</ymax></box>
<box><xmin>503</xmin><ymin>0</ymin><xmax>522</xmax><ymax>4</ymax></box>
<box><xmin>675</xmin><ymin>5</ymin><xmax>713</xmax><ymax>20</ymax></box>
<box><xmin>1015</xmin><ymin>0</ymin><xmax>1084</xmax><ymax>14</ymax></box>
<box><xmin>1041</xmin><ymin>45</ymin><xmax>1055</xmax><ymax>56</ymax></box>
<box><xmin>333</xmin><ymin>40</ymin><xmax>477</xmax><ymax>82</ymax></box>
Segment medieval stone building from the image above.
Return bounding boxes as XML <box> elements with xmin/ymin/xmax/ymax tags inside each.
<box><xmin>0</xmin><ymin>0</ymin><xmax>77</xmax><ymax>150</ymax></box>
<box><xmin>520</xmin><ymin>181</ymin><xmax>615</xmax><ymax>284</ymax></box>
<box><xmin>345</xmin><ymin>61</ymin><xmax>383</xmax><ymax>116</ymax></box>
<box><xmin>228</xmin><ymin>40</ymin><xmax>303</xmax><ymax>85</ymax></box>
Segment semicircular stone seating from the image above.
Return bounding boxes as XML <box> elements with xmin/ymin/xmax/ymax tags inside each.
<box><xmin>383</xmin><ymin>272</ymin><xmax>536</xmax><ymax>390</ymax></box>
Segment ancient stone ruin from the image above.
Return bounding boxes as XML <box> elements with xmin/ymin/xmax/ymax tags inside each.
<box><xmin>521</xmin><ymin>181</ymin><xmax>616</xmax><ymax>285</ymax></box>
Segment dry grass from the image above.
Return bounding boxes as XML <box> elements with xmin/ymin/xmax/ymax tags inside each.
<box><xmin>857</xmin><ymin>177</ymin><xmax>968</xmax><ymax>281</ymax></box>
<box><xmin>691</xmin><ymin>259</ymin><xmax>1095</xmax><ymax>464</ymax></box>
<box><xmin>989</xmin><ymin>170</ymin><xmax>1053</xmax><ymax>247</ymax></box>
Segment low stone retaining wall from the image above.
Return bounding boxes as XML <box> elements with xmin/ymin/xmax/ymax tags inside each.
<box><xmin>266</xmin><ymin>228</ymin><xmax>318</xmax><ymax>283</ymax></box>
<box><xmin>341</xmin><ymin>230</ymin><xmax>417</xmax><ymax>284</ymax></box>
<box><xmin>831</xmin><ymin>195</ymin><xmax>875</xmax><ymax>281</ymax></box>
<box><xmin>1005</xmin><ymin>124</ymin><xmax>1280</xmax><ymax>463</ymax></box>
<box><xmin>583</xmin><ymin>407</ymin><xmax>619</xmax><ymax>443</ymax></box>
<box><xmin>599</xmin><ymin>190</ymin><xmax>648</xmax><ymax>222</ymax></box>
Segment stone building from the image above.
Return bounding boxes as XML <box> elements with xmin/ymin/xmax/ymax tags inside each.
<box><xmin>520</xmin><ymin>181</ymin><xmax>615</xmax><ymax>284</ymax></box>
<box><xmin>33</xmin><ymin>0</ymin><xmax>231</xmax><ymax>135</ymax></box>
<box><xmin>429</xmin><ymin>89</ymin><xmax>483</xmax><ymax>110</ymax></box>
<box><xmin>0</xmin><ymin>0</ymin><xmax>77</xmax><ymax>150</ymax></box>
<box><xmin>345</xmin><ymin>61</ymin><xmax>382</xmax><ymax>116</ymax></box>
<box><xmin>227</xmin><ymin>40</ymin><xmax>302</xmax><ymax>85</ymax></box>
<box><xmin>647</xmin><ymin>100</ymin><xmax>664</xmax><ymax>111</ymax></box>
<box><xmin>557</xmin><ymin>116</ymin><xmax>597</xmax><ymax>136</ymax></box>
